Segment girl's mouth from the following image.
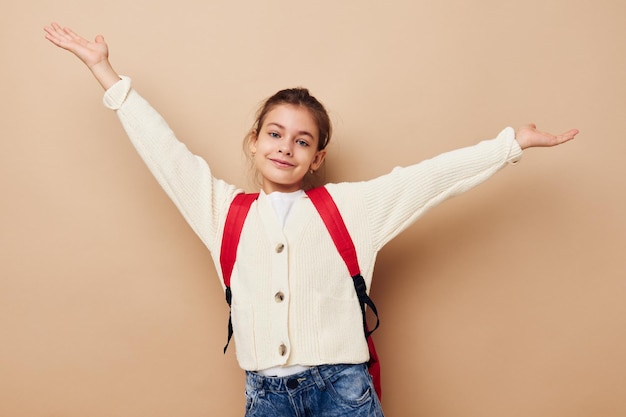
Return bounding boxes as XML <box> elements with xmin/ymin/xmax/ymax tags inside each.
<box><xmin>270</xmin><ymin>158</ymin><xmax>294</xmax><ymax>168</ymax></box>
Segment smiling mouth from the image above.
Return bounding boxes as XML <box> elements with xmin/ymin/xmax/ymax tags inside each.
<box><xmin>269</xmin><ymin>158</ymin><xmax>295</xmax><ymax>168</ymax></box>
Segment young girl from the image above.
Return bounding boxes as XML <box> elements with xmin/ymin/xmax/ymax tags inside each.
<box><xmin>44</xmin><ymin>22</ymin><xmax>578</xmax><ymax>417</ymax></box>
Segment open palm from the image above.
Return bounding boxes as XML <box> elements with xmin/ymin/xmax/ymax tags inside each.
<box><xmin>44</xmin><ymin>22</ymin><xmax>109</xmax><ymax>69</ymax></box>
<box><xmin>515</xmin><ymin>124</ymin><xmax>579</xmax><ymax>149</ymax></box>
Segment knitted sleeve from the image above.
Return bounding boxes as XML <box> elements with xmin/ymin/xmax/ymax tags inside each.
<box><xmin>361</xmin><ymin>127</ymin><xmax>523</xmax><ymax>250</ymax></box>
<box><xmin>102</xmin><ymin>77</ymin><xmax>239</xmax><ymax>252</ymax></box>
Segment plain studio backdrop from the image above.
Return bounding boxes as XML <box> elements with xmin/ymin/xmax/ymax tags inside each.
<box><xmin>1</xmin><ymin>0</ymin><xmax>625</xmax><ymax>416</ymax></box>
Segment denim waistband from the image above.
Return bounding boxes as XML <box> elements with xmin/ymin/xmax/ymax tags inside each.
<box><xmin>246</xmin><ymin>363</ymin><xmax>367</xmax><ymax>394</ymax></box>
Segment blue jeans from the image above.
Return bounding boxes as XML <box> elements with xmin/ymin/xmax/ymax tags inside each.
<box><xmin>244</xmin><ymin>363</ymin><xmax>384</xmax><ymax>416</ymax></box>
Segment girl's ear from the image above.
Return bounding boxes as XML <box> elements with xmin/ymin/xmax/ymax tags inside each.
<box><xmin>310</xmin><ymin>150</ymin><xmax>327</xmax><ymax>171</ymax></box>
<box><xmin>248</xmin><ymin>129</ymin><xmax>258</xmax><ymax>154</ymax></box>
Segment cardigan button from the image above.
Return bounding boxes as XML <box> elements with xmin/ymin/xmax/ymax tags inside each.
<box><xmin>275</xmin><ymin>292</ymin><xmax>285</xmax><ymax>303</ymax></box>
<box><xmin>279</xmin><ymin>344</ymin><xmax>287</xmax><ymax>356</ymax></box>
<box><xmin>275</xmin><ymin>243</ymin><xmax>285</xmax><ymax>253</ymax></box>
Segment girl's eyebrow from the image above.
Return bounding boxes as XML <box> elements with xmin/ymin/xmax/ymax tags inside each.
<box><xmin>266</xmin><ymin>122</ymin><xmax>315</xmax><ymax>140</ymax></box>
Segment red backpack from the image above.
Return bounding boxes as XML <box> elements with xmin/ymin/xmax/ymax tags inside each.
<box><xmin>219</xmin><ymin>186</ymin><xmax>382</xmax><ymax>400</ymax></box>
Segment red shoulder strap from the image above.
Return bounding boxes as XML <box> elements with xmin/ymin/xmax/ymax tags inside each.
<box><xmin>307</xmin><ymin>186</ymin><xmax>382</xmax><ymax>400</ymax></box>
<box><xmin>220</xmin><ymin>193</ymin><xmax>259</xmax><ymax>287</ymax></box>
<box><xmin>305</xmin><ymin>187</ymin><xmax>360</xmax><ymax>276</ymax></box>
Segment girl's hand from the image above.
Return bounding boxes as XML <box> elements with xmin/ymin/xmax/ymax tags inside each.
<box><xmin>44</xmin><ymin>22</ymin><xmax>120</xmax><ymax>90</ymax></box>
<box><xmin>44</xmin><ymin>22</ymin><xmax>109</xmax><ymax>68</ymax></box>
<box><xmin>515</xmin><ymin>124</ymin><xmax>579</xmax><ymax>150</ymax></box>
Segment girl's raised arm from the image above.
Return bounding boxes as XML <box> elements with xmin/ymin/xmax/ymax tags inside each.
<box><xmin>44</xmin><ymin>22</ymin><xmax>121</xmax><ymax>90</ymax></box>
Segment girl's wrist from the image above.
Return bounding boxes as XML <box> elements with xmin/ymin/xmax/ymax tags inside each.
<box><xmin>90</xmin><ymin>60</ymin><xmax>121</xmax><ymax>91</ymax></box>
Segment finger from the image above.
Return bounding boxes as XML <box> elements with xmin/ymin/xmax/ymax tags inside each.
<box><xmin>44</xmin><ymin>24</ymin><xmax>82</xmax><ymax>51</ymax></box>
<box><xmin>48</xmin><ymin>24</ymin><xmax>73</xmax><ymax>43</ymax></box>
<box><xmin>63</xmin><ymin>27</ymin><xmax>83</xmax><ymax>42</ymax></box>
<box><xmin>559</xmin><ymin>129</ymin><xmax>578</xmax><ymax>140</ymax></box>
<box><xmin>555</xmin><ymin>129</ymin><xmax>579</xmax><ymax>145</ymax></box>
<box><xmin>52</xmin><ymin>23</ymin><xmax>72</xmax><ymax>40</ymax></box>
<box><xmin>43</xmin><ymin>23</ymin><xmax>62</xmax><ymax>38</ymax></box>
<box><xmin>43</xmin><ymin>26</ymin><xmax>55</xmax><ymax>38</ymax></box>
<box><xmin>44</xmin><ymin>26</ymin><xmax>66</xmax><ymax>45</ymax></box>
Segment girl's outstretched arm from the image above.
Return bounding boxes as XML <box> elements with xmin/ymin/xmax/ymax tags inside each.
<box><xmin>515</xmin><ymin>124</ymin><xmax>579</xmax><ymax>149</ymax></box>
<box><xmin>44</xmin><ymin>22</ymin><xmax>121</xmax><ymax>90</ymax></box>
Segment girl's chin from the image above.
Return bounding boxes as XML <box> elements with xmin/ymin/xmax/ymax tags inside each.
<box><xmin>262</xmin><ymin>181</ymin><xmax>303</xmax><ymax>193</ymax></box>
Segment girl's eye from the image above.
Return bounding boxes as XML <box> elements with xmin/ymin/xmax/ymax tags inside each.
<box><xmin>269</xmin><ymin>132</ymin><xmax>280</xmax><ymax>138</ymax></box>
<box><xmin>296</xmin><ymin>139</ymin><xmax>309</xmax><ymax>147</ymax></box>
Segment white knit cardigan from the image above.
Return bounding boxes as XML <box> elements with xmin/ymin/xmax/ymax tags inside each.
<box><xmin>103</xmin><ymin>76</ymin><xmax>523</xmax><ymax>371</ymax></box>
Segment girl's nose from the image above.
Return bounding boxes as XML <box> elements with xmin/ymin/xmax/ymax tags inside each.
<box><xmin>278</xmin><ymin>144</ymin><xmax>292</xmax><ymax>156</ymax></box>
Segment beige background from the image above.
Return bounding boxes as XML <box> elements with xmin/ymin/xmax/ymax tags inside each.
<box><xmin>2</xmin><ymin>0</ymin><xmax>625</xmax><ymax>416</ymax></box>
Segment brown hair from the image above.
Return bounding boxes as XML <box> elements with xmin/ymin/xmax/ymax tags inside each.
<box><xmin>243</xmin><ymin>87</ymin><xmax>332</xmax><ymax>188</ymax></box>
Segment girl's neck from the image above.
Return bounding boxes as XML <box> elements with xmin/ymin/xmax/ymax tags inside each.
<box><xmin>267</xmin><ymin>189</ymin><xmax>304</xmax><ymax>196</ymax></box>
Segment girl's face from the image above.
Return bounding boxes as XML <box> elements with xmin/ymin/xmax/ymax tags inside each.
<box><xmin>250</xmin><ymin>104</ymin><xmax>326</xmax><ymax>193</ymax></box>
